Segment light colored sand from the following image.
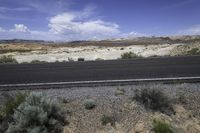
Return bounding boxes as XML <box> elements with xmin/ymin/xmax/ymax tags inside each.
<box><xmin>1</xmin><ymin>44</ymin><xmax>182</xmax><ymax>63</ymax></box>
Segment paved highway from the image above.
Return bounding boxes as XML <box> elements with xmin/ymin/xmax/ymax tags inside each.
<box><xmin>0</xmin><ymin>56</ymin><xmax>200</xmax><ymax>85</ymax></box>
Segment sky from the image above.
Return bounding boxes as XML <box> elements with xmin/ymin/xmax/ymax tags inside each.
<box><xmin>0</xmin><ymin>0</ymin><xmax>200</xmax><ymax>41</ymax></box>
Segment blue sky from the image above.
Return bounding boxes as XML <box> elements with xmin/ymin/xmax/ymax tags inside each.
<box><xmin>0</xmin><ymin>0</ymin><xmax>200</xmax><ymax>41</ymax></box>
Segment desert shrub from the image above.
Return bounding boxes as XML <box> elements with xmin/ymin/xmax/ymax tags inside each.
<box><xmin>0</xmin><ymin>92</ymin><xmax>29</xmax><ymax>132</ymax></box>
<box><xmin>176</xmin><ymin>92</ymin><xmax>187</xmax><ymax>104</ymax></box>
<box><xmin>0</xmin><ymin>49</ymin><xmax>32</xmax><ymax>54</ymax></box>
<box><xmin>95</xmin><ymin>58</ymin><xmax>104</xmax><ymax>61</ymax></box>
<box><xmin>150</xmin><ymin>55</ymin><xmax>159</xmax><ymax>58</ymax></box>
<box><xmin>62</xmin><ymin>98</ymin><xmax>69</xmax><ymax>104</ymax></box>
<box><xmin>68</xmin><ymin>57</ymin><xmax>74</xmax><ymax>62</ymax></box>
<box><xmin>121</xmin><ymin>52</ymin><xmax>141</xmax><ymax>59</ymax></box>
<box><xmin>186</xmin><ymin>48</ymin><xmax>200</xmax><ymax>55</ymax></box>
<box><xmin>0</xmin><ymin>55</ymin><xmax>18</xmax><ymax>64</ymax></box>
<box><xmin>115</xmin><ymin>87</ymin><xmax>125</xmax><ymax>96</ymax></box>
<box><xmin>101</xmin><ymin>115</ymin><xmax>116</xmax><ymax>126</ymax></box>
<box><xmin>21</xmin><ymin>62</ymin><xmax>29</xmax><ymax>64</ymax></box>
<box><xmin>5</xmin><ymin>92</ymin><xmax>67</xmax><ymax>133</ymax></box>
<box><xmin>0</xmin><ymin>92</ymin><xmax>29</xmax><ymax>119</ymax></box>
<box><xmin>78</xmin><ymin>58</ymin><xmax>85</xmax><ymax>61</ymax></box>
<box><xmin>30</xmin><ymin>60</ymin><xmax>48</xmax><ymax>64</ymax></box>
<box><xmin>84</xmin><ymin>99</ymin><xmax>96</xmax><ymax>110</ymax></box>
<box><xmin>134</xmin><ymin>88</ymin><xmax>174</xmax><ymax>115</ymax></box>
<box><xmin>153</xmin><ymin>119</ymin><xmax>173</xmax><ymax>133</ymax></box>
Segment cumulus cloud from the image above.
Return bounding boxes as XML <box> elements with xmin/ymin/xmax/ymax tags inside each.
<box><xmin>10</xmin><ymin>24</ymin><xmax>29</xmax><ymax>32</ymax></box>
<box><xmin>0</xmin><ymin>5</ymin><xmax>144</xmax><ymax>41</ymax></box>
<box><xmin>0</xmin><ymin>24</ymin><xmax>63</xmax><ymax>40</ymax></box>
<box><xmin>48</xmin><ymin>10</ymin><xmax>120</xmax><ymax>40</ymax></box>
<box><xmin>179</xmin><ymin>24</ymin><xmax>200</xmax><ymax>35</ymax></box>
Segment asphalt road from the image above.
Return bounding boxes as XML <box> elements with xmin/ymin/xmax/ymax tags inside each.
<box><xmin>0</xmin><ymin>56</ymin><xmax>200</xmax><ymax>85</ymax></box>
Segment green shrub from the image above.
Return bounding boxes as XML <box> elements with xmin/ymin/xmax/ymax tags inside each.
<box><xmin>0</xmin><ymin>55</ymin><xmax>18</xmax><ymax>64</ymax></box>
<box><xmin>0</xmin><ymin>49</ymin><xmax>32</xmax><ymax>54</ymax></box>
<box><xmin>68</xmin><ymin>57</ymin><xmax>74</xmax><ymax>62</ymax></box>
<box><xmin>5</xmin><ymin>92</ymin><xmax>67</xmax><ymax>133</ymax></box>
<box><xmin>0</xmin><ymin>92</ymin><xmax>28</xmax><ymax>119</ymax></box>
<box><xmin>186</xmin><ymin>48</ymin><xmax>200</xmax><ymax>55</ymax></box>
<box><xmin>84</xmin><ymin>99</ymin><xmax>96</xmax><ymax>110</ymax></box>
<box><xmin>121</xmin><ymin>52</ymin><xmax>141</xmax><ymax>59</ymax></box>
<box><xmin>0</xmin><ymin>92</ymin><xmax>29</xmax><ymax>132</ymax></box>
<box><xmin>115</xmin><ymin>87</ymin><xmax>125</xmax><ymax>96</ymax></box>
<box><xmin>95</xmin><ymin>58</ymin><xmax>104</xmax><ymax>61</ymax></box>
<box><xmin>153</xmin><ymin>119</ymin><xmax>173</xmax><ymax>133</ymax></box>
<box><xmin>101</xmin><ymin>115</ymin><xmax>116</xmax><ymax>126</ymax></box>
<box><xmin>134</xmin><ymin>88</ymin><xmax>174</xmax><ymax>115</ymax></box>
<box><xmin>78</xmin><ymin>58</ymin><xmax>85</xmax><ymax>61</ymax></box>
<box><xmin>30</xmin><ymin>60</ymin><xmax>48</xmax><ymax>64</ymax></box>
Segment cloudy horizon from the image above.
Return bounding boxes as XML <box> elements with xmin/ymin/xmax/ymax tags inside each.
<box><xmin>0</xmin><ymin>0</ymin><xmax>200</xmax><ymax>41</ymax></box>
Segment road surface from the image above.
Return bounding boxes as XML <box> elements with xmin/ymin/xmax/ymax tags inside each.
<box><xmin>0</xmin><ymin>56</ymin><xmax>200</xmax><ymax>85</ymax></box>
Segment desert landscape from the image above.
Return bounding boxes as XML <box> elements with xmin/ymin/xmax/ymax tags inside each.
<box><xmin>0</xmin><ymin>36</ymin><xmax>200</xmax><ymax>63</ymax></box>
<box><xmin>0</xmin><ymin>36</ymin><xmax>200</xmax><ymax>133</ymax></box>
<box><xmin>1</xmin><ymin>0</ymin><xmax>200</xmax><ymax>133</ymax></box>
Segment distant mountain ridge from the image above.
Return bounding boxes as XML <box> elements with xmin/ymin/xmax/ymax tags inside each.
<box><xmin>0</xmin><ymin>39</ymin><xmax>52</xmax><ymax>44</ymax></box>
<box><xmin>0</xmin><ymin>35</ymin><xmax>200</xmax><ymax>46</ymax></box>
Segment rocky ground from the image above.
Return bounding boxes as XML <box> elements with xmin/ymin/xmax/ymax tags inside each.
<box><xmin>1</xmin><ymin>83</ymin><xmax>200</xmax><ymax>133</ymax></box>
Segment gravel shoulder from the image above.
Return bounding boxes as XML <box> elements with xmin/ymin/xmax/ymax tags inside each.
<box><xmin>0</xmin><ymin>83</ymin><xmax>200</xmax><ymax>133</ymax></box>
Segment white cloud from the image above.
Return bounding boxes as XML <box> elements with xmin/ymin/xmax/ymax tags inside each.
<box><xmin>0</xmin><ymin>5</ymin><xmax>145</xmax><ymax>41</ymax></box>
<box><xmin>0</xmin><ymin>24</ymin><xmax>63</xmax><ymax>41</ymax></box>
<box><xmin>179</xmin><ymin>25</ymin><xmax>200</xmax><ymax>35</ymax></box>
<box><xmin>48</xmin><ymin>10</ymin><xmax>120</xmax><ymax>40</ymax></box>
<box><xmin>10</xmin><ymin>24</ymin><xmax>29</xmax><ymax>32</ymax></box>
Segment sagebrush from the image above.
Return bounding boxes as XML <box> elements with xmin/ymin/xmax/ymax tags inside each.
<box><xmin>153</xmin><ymin>119</ymin><xmax>173</xmax><ymax>133</ymax></box>
<box><xmin>84</xmin><ymin>99</ymin><xmax>96</xmax><ymax>110</ymax></box>
<box><xmin>0</xmin><ymin>92</ymin><xmax>28</xmax><ymax>133</ymax></box>
<box><xmin>101</xmin><ymin>115</ymin><xmax>116</xmax><ymax>126</ymax></box>
<box><xmin>0</xmin><ymin>92</ymin><xmax>67</xmax><ymax>133</ymax></box>
<box><xmin>134</xmin><ymin>88</ymin><xmax>174</xmax><ymax>115</ymax></box>
<box><xmin>121</xmin><ymin>52</ymin><xmax>141</xmax><ymax>59</ymax></box>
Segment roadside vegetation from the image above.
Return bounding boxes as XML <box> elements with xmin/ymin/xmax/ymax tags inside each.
<box><xmin>133</xmin><ymin>88</ymin><xmax>174</xmax><ymax>115</ymax></box>
<box><xmin>185</xmin><ymin>48</ymin><xmax>200</xmax><ymax>55</ymax></box>
<box><xmin>153</xmin><ymin>119</ymin><xmax>173</xmax><ymax>133</ymax></box>
<box><xmin>0</xmin><ymin>92</ymin><xmax>67</xmax><ymax>133</ymax></box>
<box><xmin>0</xmin><ymin>55</ymin><xmax>18</xmax><ymax>64</ymax></box>
<box><xmin>115</xmin><ymin>87</ymin><xmax>126</xmax><ymax>96</ymax></box>
<box><xmin>0</xmin><ymin>84</ymin><xmax>199</xmax><ymax>132</ymax></box>
<box><xmin>84</xmin><ymin>99</ymin><xmax>96</xmax><ymax>110</ymax></box>
<box><xmin>121</xmin><ymin>52</ymin><xmax>141</xmax><ymax>59</ymax></box>
<box><xmin>30</xmin><ymin>60</ymin><xmax>48</xmax><ymax>64</ymax></box>
<box><xmin>0</xmin><ymin>49</ymin><xmax>32</xmax><ymax>54</ymax></box>
<box><xmin>101</xmin><ymin>114</ymin><xmax>116</xmax><ymax>126</ymax></box>
<box><xmin>77</xmin><ymin>58</ymin><xmax>85</xmax><ymax>61</ymax></box>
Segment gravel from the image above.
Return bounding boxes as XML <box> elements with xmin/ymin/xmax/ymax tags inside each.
<box><xmin>0</xmin><ymin>83</ymin><xmax>200</xmax><ymax>133</ymax></box>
